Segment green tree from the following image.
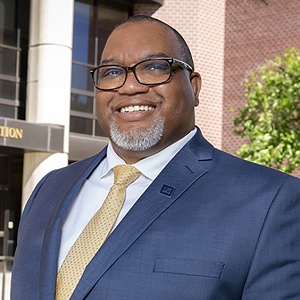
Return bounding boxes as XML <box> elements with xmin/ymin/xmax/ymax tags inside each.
<box><xmin>233</xmin><ymin>48</ymin><xmax>300</xmax><ymax>173</ymax></box>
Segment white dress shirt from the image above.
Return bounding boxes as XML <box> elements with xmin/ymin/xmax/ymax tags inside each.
<box><xmin>58</xmin><ymin>128</ymin><xmax>197</xmax><ymax>269</ymax></box>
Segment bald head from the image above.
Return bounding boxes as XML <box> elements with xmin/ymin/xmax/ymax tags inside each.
<box><xmin>113</xmin><ymin>15</ymin><xmax>194</xmax><ymax>69</ymax></box>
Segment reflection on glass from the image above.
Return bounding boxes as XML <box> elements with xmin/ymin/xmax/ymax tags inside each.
<box><xmin>0</xmin><ymin>47</ymin><xmax>18</xmax><ymax>76</ymax></box>
<box><xmin>71</xmin><ymin>93</ymin><xmax>93</xmax><ymax>113</ymax></box>
<box><xmin>73</xmin><ymin>1</ymin><xmax>94</xmax><ymax>64</ymax></box>
<box><xmin>97</xmin><ymin>4</ymin><xmax>128</xmax><ymax>58</ymax></box>
<box><xmin>95</xmin><ymin>121</ymin><xmax>106</xmax><ymax>137</ymax></box>
<box><xmin>0</xmin><ymin>104</ymin><xmax>16</xmax><ymax>118</ymax></box>
<box><xmin>72</xmin><ymin>1</ymin><xmax>128</xmax><ymax>65</ymax></box>
<box><xmin>70</xmin><ymin>116</ymin><xmax>93</xmax><ymax>135</ymax></box>
<box><xmin>0</xmin><ymin>79</ymin><xmax>17</xmax><ymax>100</ymax></box>
<box><xmin>71</xmin><ymin>63</ymin><xmax>94</xmax><ymax>91</ymax></box>
<box><xmin>0</xmin><ymin>0</ymin><xmax>18</xmax><ymax>47</ymax></box>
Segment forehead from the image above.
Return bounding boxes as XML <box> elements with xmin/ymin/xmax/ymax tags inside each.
<box><xmin>100</xmin><ymin>21</ymin><xmax>181</xmax><ymax>64</ymax></box>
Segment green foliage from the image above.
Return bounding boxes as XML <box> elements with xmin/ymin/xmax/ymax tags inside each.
<box><xmin>233</xmin><ymin>48</ymin><xmax>300</xmax><ymax>173</ymax></box>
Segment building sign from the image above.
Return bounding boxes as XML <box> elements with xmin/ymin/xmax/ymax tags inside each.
<box><xmin>0</xmin><ymin>126</ymin><xmax>23</xmax><ymax>139</ymax></box>
<box><xmin>0</xmin><ymin>117</ymin><xmax>64</xmax><ymax>153</ymax></box>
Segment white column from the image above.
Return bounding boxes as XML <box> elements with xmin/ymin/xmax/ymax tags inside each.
<box><xmin>22</xmin><ymin>0</ymin><xmax>74</xmax><ymax>209</ymax></box>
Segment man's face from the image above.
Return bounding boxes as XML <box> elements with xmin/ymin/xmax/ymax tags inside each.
<box><xmin>96</xmin><ymin>21</ymin><xmax>201</xmax><ymax>163</ymax></box>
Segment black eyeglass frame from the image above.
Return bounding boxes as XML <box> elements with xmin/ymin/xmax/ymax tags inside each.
<box><xmin>89</xmin><ymin>57</ymin><xmax>194</xmax><ymax>91</ymax></box>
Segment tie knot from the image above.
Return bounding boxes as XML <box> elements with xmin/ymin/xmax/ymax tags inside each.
<box><xmin>113</xmin><ymin>165</ymin><xmax>141</xmax><ymax>187</ymax></box>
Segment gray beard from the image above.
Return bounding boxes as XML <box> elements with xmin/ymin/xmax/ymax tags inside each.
<box><xmin>109</xmin><ymin>116</ymin><xmax>164</xmax><ymax>151</ymax></box>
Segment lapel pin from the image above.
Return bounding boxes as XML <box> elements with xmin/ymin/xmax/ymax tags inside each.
<box><xmin>160</xmin><ymin>184</ymin><xmax>175</xmax><ymax>197</ymax></box>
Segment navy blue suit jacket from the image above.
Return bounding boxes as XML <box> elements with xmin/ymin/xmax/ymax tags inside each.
<box><xmin>11</xmin><ymin>129</ymin><xmax>300</xmax><ymax>299</ymax></box>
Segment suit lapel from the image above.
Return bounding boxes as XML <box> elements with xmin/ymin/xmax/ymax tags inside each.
<box><xmin>39</xmin><ymin>151</ymin><xmax>107</xmax><ymax>300</ymax></box>
<box><xmin>71</xmin><ymin>129</ymin><xmax>214</xmax><ymax>300</ymax></box>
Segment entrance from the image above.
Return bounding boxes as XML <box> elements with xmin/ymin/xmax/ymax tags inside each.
<box><xmin>0</xmin><ymin>147</ymin><xmax>23</xmax><ymax>269</ymax></box>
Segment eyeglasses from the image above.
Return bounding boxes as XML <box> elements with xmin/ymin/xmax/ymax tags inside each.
<box><xmin>90</xmin><ymin>57</ymin><xmax>194</xmax><ymax>91</ymax></box>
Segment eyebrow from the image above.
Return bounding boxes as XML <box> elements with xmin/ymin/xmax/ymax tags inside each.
<box><xmin>100</xmin><ymin>53</ymin><xmax>171</xmax><ymax>66</ymax></box>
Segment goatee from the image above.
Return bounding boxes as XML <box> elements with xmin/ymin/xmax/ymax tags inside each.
<box><xmin>109</xmin><ymin>116</ymin><xmax>164</xmax><ymax>151</ymax></box>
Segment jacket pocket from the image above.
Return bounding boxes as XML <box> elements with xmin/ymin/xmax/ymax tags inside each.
<box><xmin>153</xmin><ymin>257</ymin><xmax>225</xmax><ymax>278</ymax></box>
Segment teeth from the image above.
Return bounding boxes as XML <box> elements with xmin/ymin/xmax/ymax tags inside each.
<box><xmin>120</xmin><ymin>105</ymin><xmax>154</xmax><ymax>113</ymax></box>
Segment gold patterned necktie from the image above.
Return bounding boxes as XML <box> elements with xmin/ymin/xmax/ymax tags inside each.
<box><xmin>55</xmin><ymin>164</ymin><xmax>141</xmax><ymax>300</ymax></box>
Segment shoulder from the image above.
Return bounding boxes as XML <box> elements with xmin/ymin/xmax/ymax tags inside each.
<box><xmin>212</xmin><ymin>148</ymin><xmax>300</xmax><ymax>190</ymax></box>
<box><xmin>186</xmin><ymin>129</ymin><xmax>297</xmax><ymax>188</ymax></box>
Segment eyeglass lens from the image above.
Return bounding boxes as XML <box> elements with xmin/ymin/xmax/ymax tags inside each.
<box><xmin>93</xmin><ymin>59</ymin><xmax>171</xmax><ymax>90</ymax></box>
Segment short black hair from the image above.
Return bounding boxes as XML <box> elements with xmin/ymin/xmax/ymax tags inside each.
<box><xmin>115</xmin><ymin>15</ymin><xmax>194</xmax><ymax>69</ymax></box>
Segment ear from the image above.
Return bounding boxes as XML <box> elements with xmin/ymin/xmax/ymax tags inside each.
<box><xmin>190</xmin><ymin>72</ymin><xmax>201</xmax><ymax>107</ymax></box>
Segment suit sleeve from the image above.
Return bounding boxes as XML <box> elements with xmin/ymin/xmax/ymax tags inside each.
<box><xmin>242</xmin><ymin>175</ymin><xmax>300</xmax><ymax>299</ymax></box>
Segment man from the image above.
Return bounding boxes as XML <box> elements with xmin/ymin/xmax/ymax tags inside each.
<box><xmin>11</xmin><ymin>15</ymin><xmax>300</xmax><ymax>299</ymax></box>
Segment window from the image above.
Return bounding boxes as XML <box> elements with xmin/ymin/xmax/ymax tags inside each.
<box><xmin>0</xmin><ymin>0</ymin><xmax>29</xmax><ymax>120</ymax></box>
<box><xmin>0</xmin><ymin>0</ymin><xmax>20</xmax><ymax>118</ymax></box>
<box><xmin>70</xmin><ymin>0</ymin><xmax>130</xmax><ymax>137</ymax></box>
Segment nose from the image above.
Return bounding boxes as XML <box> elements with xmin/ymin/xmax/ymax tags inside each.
<box><xmin>118</xmin><ymin>71</ymin><xmax>149</xmax><ymax>94</ymax></box>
